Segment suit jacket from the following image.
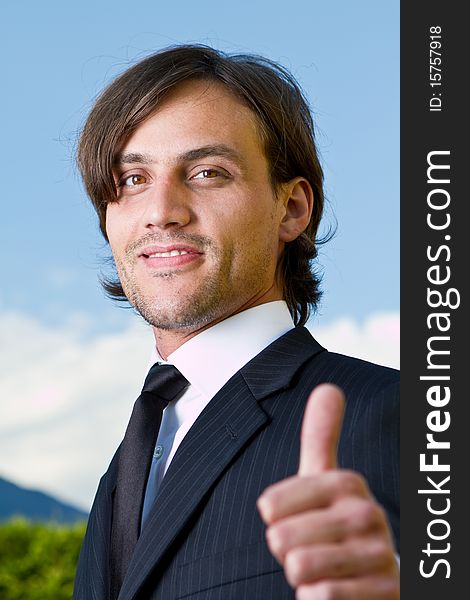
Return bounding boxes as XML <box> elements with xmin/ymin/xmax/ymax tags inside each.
<box><xmin>73</xmin><ymin>326</ymin><xmax>399</xmax><ymax>600</ymax></box>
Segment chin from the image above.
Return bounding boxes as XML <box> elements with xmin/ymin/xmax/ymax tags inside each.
<box><xmin>132</xmin><ymin>297</ymin><xmax>219</xmax><ymax>331</ymax></box>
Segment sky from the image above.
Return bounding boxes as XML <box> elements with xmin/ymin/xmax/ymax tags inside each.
<box><xmin>0</xmin><ymin>0</ymin><xmax>399</xmax><ymax>510</ymax></box>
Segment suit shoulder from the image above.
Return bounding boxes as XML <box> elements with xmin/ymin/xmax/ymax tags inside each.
<box><xmin>315</xmin><ymin>349</ymin><xmax>399</xmax><ymax>378</ymax></box>
<box><xmin>301</xmin><ymin>345</ymin><xmax>399</xmax><ymax>396</ymax></box>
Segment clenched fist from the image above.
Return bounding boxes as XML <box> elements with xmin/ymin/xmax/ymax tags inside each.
<box><xmin>257</xmin><ymin>384</ymin><xmax>399</xmax><ymax>599</ymax></box>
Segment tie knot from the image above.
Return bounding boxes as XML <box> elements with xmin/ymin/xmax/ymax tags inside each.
<box><xmin>142</xmin><ymin>363</ymin><xmax>189</xmax><ymax>404</ymax></box>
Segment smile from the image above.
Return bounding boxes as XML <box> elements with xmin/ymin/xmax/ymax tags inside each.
<box><xmin>146</xmin><ymin>250</ymin><xmax>193</xmax><ymax>258</ymax></box>
<box><xmin>138</xmin><ymin>244</ymin><xmax>204</xmax><ymax>269</ymax></box>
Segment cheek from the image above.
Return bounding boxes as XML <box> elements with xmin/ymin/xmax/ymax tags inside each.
<box><xmin>225</xmin><ymin>215</ymin><xmax>277</xmax><ymax>269</ymax></box>
<box><xmin>216</xmin><ymin>200</ymin><xmax>278</xmax><ymax>259</ymax></box>
<box><xmin>105</xmin><ymin>205</ymin><xmax>134</xmax><ymax>254</ymax></box>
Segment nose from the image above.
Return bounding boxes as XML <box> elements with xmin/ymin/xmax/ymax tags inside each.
<box><xmin>142</xmin><ymin>177</ymin><xmax>191</xmax><ymax>230</ymax></box>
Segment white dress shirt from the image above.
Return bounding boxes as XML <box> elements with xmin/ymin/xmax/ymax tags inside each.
<box><xmin>141</xmin><ymin>301</ymin><xmax>294</xmax><ymax>525</ymax></box>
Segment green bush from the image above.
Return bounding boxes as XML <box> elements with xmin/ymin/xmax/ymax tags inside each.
<box><xmin>0</xmin><ymin>519</ymin><xmax>86</xmax><ymax>600</ymax></box>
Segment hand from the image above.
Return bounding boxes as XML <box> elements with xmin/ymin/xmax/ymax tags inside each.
<box><xmin>257</xmin><ymin>384</ymin><xmax>399</xmax><ymax>599</ymax></box>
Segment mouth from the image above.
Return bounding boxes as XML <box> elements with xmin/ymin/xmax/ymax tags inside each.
<box><xmin>138</xmin><ymin>244</ymin><xmax>204</xmax><ymax>269</ymax></box>
<box><xmin>144</xmin><ymin>249</ymin><xmax>196</xmax><ymax>258</ymax></box>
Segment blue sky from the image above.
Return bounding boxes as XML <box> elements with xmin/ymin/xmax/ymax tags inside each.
<box><xmin>1</xmin><ymin>1</ymin><xmax>399</xmax><ymax>507</ymax></box>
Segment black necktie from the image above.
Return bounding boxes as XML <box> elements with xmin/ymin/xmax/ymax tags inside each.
<box><xmin>110</xmin><ymin>363</ymin><xmax>189</xmax><ymax>598</ymax></box>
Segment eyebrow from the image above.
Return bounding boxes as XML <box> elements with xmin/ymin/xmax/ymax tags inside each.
<box><xmin>113</xmin><ymin>144</ymin><xmax>244</xmax><ymax>168</ymax></box>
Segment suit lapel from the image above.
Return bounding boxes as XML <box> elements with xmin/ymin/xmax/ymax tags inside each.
<box><xmin>118</xmin><ymin>371</ymin><xmax>267</xmax><ymax>599</ymax></box>
<box><xmin>118</xmin><ymin>327</ymin><xmax>325</xmax><ymax>600</ymax></box>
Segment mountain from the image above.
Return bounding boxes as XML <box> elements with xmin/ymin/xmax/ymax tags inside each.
<box><xmin>0</xmin><ymin>476</ymin><xmax>88</xmax><ymax>524</ymax></box>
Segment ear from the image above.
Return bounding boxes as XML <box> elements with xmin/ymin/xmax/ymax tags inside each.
<box><xmin>278</xmin><ymin>177</ymin><xmax>314</xmax><ymax>242</ymax></box>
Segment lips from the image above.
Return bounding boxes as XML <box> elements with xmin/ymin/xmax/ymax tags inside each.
<box><xmin>138</xmin><ymin>244</ymin><xmax>203</xmax><ymax>269</ymax></box>
<box><xmin>146</xmin><ymin>249</ymin><xmax>193</xmax><ymax>258</ymax></box>
<box><xmin>139</xmin><ymin>244</ymin><xmax>202</xmax><ymax>257</ymax></box>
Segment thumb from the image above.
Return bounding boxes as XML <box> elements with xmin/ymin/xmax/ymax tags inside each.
<box><xmin>298</xmin><ymin>383</ymin><xmax>345</xmax><ymax>476</ymax></box>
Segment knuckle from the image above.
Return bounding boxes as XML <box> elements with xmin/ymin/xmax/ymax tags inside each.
<box><xmin>258</xmin><ymin>490</ymin><xmax>280</xmax><ymax>522</ymax></box>
<box><xmin>371</xmin><ymin>538</ymin><xmax>395</xmax><ymax>567</ymax></box>
<box><xmin>314</xmin><ymin>581</ymin><xmax>337</xmax><ymax>600</ymax></box>
<box><xmin>339</xmin><ymin>470</ymin><xmax>367</xmax><ymax>496</ymax></box>
<box><xmin>375</xmin><ymin>537</ymin><xmax>393</xmax><ymax>557</ymax></box>
<box><xmin>295</xmin><ymin>586</ymin><xmax>318</xmax><ymax>600</ymax></box>
<box><xmin>285</xmin><ymin>548</ymin><xmax>310</xmax><ymax>587</ymax></box>
<box><xmin>374</xmin><ymin>503</ymin><xmax>389</xmax><ymax>527</ymax></box>
<box><xmin>266</xmin><ymin>523</ymin><xmax>289</xmax><ymax>557</ymax></box>
<box><xmin>296</xmin><ymin>587</ymin><xmax>314</xmax><ymax>600</ymax></box>
<box><xmin>350</xmin><ymin>499</ymin><xmax>382</xmax><ymax>532</ymax></box>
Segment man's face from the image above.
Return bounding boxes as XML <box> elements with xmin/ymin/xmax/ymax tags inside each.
<box><xmin>106</xmin><ymin>79</ymin><xmax>287</xmax><ymax>333</ymax></box>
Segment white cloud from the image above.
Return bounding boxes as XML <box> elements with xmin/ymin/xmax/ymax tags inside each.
<box><xmin>309</xmin><ymin>312</ymin><xmax>400</xmax><ymax>369</ymax></box>
<box><xmin>0</xmin><ymin>311</ymin><xmax>153</xmax><ymax>511</ymax></box>
<box><xmin>0</xmin><ymin>310</ymin><xmax>399</xmax><ymax>511</ymax></box>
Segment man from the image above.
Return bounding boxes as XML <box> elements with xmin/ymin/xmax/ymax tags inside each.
<box><xmin>73</xmin><ymin>45</ymin><xmax>399</xmax><ymax>599</ymax></box>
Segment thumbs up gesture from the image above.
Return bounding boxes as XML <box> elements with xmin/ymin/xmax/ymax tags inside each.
<box><xmin>257</xmin><ymin>384</ymin><xmax>399</xmax><ymax>599</ymax></box>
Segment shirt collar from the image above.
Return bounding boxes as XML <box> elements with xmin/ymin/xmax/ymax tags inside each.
<box><xmin>151</xmin><ymin>301</ymin><xmax>294</xmax><ymax>401</ymax></box>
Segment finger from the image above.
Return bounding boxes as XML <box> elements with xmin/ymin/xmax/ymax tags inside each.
<box><xmin>282</xmin><ymin>539</ymin><xmax>397</xmax><ymax>588</ymax></box>
<box><xmin>257</xmin><ymin>471</ymin><xmax>367</xmax><ymax>524</ymax></box>
<box><xmin>265</xmin><ymin>496</ymin><xmax>384</xmax><ymax>563</ymax></box>
<box><xmin>298</xmin><ymin>383</ymin><xmax>345</xmax><ymax>476</ymax></box>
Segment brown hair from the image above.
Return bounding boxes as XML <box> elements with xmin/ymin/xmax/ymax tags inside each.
<box><xmin>78</xmin><ymin>44</ymin><xmax>326</xmax><ymax>326</ymax></box>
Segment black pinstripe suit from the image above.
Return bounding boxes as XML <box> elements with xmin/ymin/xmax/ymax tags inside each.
<box><xmin>73</xmin><ymin>326</ymin><xmax>399</xmax><ymax>600</ymax></box>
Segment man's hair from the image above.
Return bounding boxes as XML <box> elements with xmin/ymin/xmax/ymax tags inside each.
<box><xmin>78</xmin><ymin>44</ymin><xmax>325</xmax><ymax>326</ymax></box>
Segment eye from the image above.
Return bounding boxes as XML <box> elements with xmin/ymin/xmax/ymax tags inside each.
<box><xmin>120</xmin><ymin>173</ymin><xmax>147</xmax><ymax>187</ymax></box>
<box><xmin>192</xmin><ymin>168</ymin><xmax>223</xmax><ymax>180</ymax></box>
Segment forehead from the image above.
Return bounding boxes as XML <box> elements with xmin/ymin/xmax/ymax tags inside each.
<box><xmin>119</xmin><ymin>79</ymin><xmax>266</xmax><ymax>162</ymax></box>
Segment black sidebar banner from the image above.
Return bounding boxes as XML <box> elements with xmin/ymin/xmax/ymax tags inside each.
<box><xmin>401</xmin><ymin>3</ymin><xmax>467</xmax><ymax>598</ymax></box>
